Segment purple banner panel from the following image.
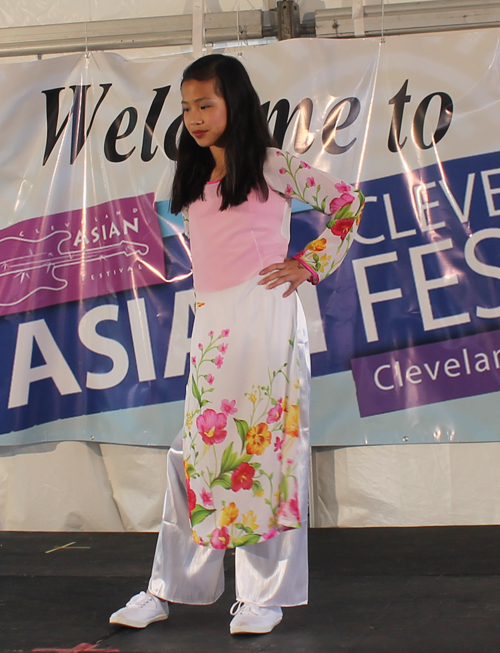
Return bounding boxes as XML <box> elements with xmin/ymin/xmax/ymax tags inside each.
<box><xmin>351</xmin><ymin>330</ymin><xmax>500</xmax><ymax>417</ymax></box>
<box><xmin>0</xmin><ymin>193</ymin><xmax>165</xmax><ymax>316</ymax></box>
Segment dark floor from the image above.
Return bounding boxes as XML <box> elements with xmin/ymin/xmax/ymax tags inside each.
<box><xmin>2</xmin><ymin>527</ymin><xmax>500</xmax><ymax>653</ymax></box>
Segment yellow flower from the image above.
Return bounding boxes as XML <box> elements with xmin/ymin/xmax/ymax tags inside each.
<box><xmin>294</xmin><ymin>379</ymin><xmax>300</xmax><ymax>389</ymax></box>
<box><xmin>254</xmin><ymin>487</ymin><xmax>264</xmax><ymax>497</ymax></box>
<box><xmin>285</xmin><ymin>405</ymin><xmax>300</xmax><ymax>438</ymax></box>
<box><xmin>183</xmin><ymin>459</ymin><xmax>190</xmax><ymax>480</ymax></box>
<box><xmin>318</xmin><ymin>253</ymin><xmax>332</xmax><ymax>273</ymax></box>
<box><xmin>246</xmin><ymin>423</ymin><xmax>272</xmax><ymax>455</ymax></box>
<box><xmin>219</xmin><ymin>502</ymin><xmax>239</xmax><ymax>526</ymax></box>
<box><xmin>248</xmin><ymin>392</ymin><xmax>257</xmax><ymax>403</ymax></box>
<box><xmin>306</xmin><ymin>237</ymin><xmax>327</xmax><ymax>252</ymax></box>
<box><xmin>193</xmin><ymin>530</ymin><xmax>201</xmax><ymax>544</ymax></box>
<box><xmin>242</xmin><ymin>510</ymin><xmax>259</xmax><ymax>531</ymax></box>
<box><xmin>186</xmin><ymin>412</ymin><xmax>193</xmax><ymax>428</ymax></box>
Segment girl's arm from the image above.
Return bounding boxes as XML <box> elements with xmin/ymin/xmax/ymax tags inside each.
<box><xmin>264</xmin><ymin>148</ymin><xmax>365</xmax><ymax>284</ymax></box>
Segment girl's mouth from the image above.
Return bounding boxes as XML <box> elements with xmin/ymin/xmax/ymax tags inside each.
<box><xmin>192</xmin><ymin>130</ymin><xmax>207</xmax><ymax>138</ymax></box>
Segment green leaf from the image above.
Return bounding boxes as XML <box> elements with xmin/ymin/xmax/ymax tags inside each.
<box><xmin>333</xmin><ymin>204</ymin><xmax>353</xmax><ymax>221</ymax></box>
<box><xmin>232</xmin><ymin>533</ymin><xmax>262</xmax><ymax>547</ymax></box>
<box><xmin>252</xmin><ymin>479</ymin><xmax>264</xmax><ymax>496</ymax></box>
<box><xmin>186</xmin><ymin>464</ymin><xmax>196</xmax><ymax>477</ymax></box>
<box><xmin>234</xmin><ymin>418</ymin><xmax>250</xmax><ymax>452</ymax></box>
<box><xmin>191</xmin><ymin>376</ymin><xmax>202</xmax><ymax>404</ymax></box>
<box><xmin>234</xmin><ymin>453</ymin><xmax>252</xmax><ymax>468</ymax></box>
<box><xmin>211</xmin><ymin>473</ymin><xmax>232</xmax><ymax>490</ymax></box>
<box><xmin>220</xmin><ymin>442</ymin><xmax>239</xmax><ymax>475</ymax></box>
<box><xmin>234</xmin><ymin>522</ymin><xmax>254</xmax><ymax>534</ymax></box>
<box><xmin>190</xmin><ymin>504</ymin><xmax>215</xmax><ymax>526</ymax></box>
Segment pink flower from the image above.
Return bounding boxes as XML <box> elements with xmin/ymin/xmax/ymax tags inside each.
<box><xmin>186</xmin><ymin>478</ymin><xmax>196</xmax><ymax>514</ymax></box>
<box><xmin>267</xmin><ymin>404</ymin><xmax>283</xmax><ymax>424</ymax></box>
<box><xmin>196</xmin><ymin>409</ymin><xmax>228</xmax><ymax>445</ymax></box>
<box><xmin>287</xmin><ymin>458</ymin><xmax>294</xmax><ymax>466</ymax></box>
<box><xmin>218</xmin><ymin>343</ymin><xmax>228</xmax><ymax>354</ymax></box>
<box><xmin>214</xmin><ymin>355</ymin><xmax>224</xmax><ymax>369</ymax></box>
<box><xmin>331</xmin><ymin>217</ymin><xmax>355</xmax><ymax>241</ymax></box>
<box><xmin>201</xmin><ymin>487</ymin><xmax>213</xmax><ymax>507</ymax></box>
<box><xmin>221</xmin><ymin>329</ymin><xmax>230</xmax><ymax>338</ymax></box>
<box><xmin>329</xmin><ymin>192</ymin><xmax>355</xmax><ymax>215</ymax></box>
<box><xmin>208</xmin><ymin>330</ymin><xmax>214</xmax><ymax>337</ymax></box>
<box><xmin>198</xmin><ymin>342</ymin><xmax>203</xmax><ymax>350</ymax></box>
<box><xmin>306</xmin><ymin>177</ymin><xmax>315</xmax><ymax>187</ymax></box>
<box><xmin>192</xmin><ymin>356</ymin><xmax>196</xmax><ymax>365</ymax></box>
<box><xmin>289</xmin><ymin>492</ymin><xmax>301</xmax><ymax>520</ymax></box>
<box><xmin>278</xmin><ymin>502</ymin><xmax>288</xmax><ymax>519</ymax></box>
<box><xmin>206</xmin><ymin>374</ymin><xmax>215</xmax><ymax>385</ymax></box>
<box><xmin>279</xmin><ymin>167</ymin><xmax>286</xmax><ymax>174</ymax></box>
<box><xmin>285</xmin><ymin>184</ymin><xmax>293</xmax><ymax>196</ymax></box>
<box><xmin>221</xmin><ymin>399</ymin><xmax>237</xmax><ymax>415</ymax></box>
<box><xmin>231</xmin><ymin>462</ymin><xmax>255</xmax><ymax>491</ymax></box>
<box><xmin>301</xmin><ymin>161</ymin><xmax>311</xmax><ymax>169</ymax></box>
<box><xmin>263</xmin><ymin>527</ymin><xmax>278</xmax><ymax>541</ymax></box>
<box><xmin>188</xmin><ymin>487</ymin><xmax>196</xmax><ymax>513</ymax></box>
<box><xmin>276</xmin><ymin>150</ymin><xmax>282</xmax><ymax>156</ymax></box>
<box><xmin>274</xmin><ymin>436</ymin><xmax>283</xmax><ymax>452</ymax></box>
<box><xmin>335</xmin><ymin>181</ymin><xmax>352</xmax><ymax>194</ymax></box>
<box><xmin>277</xmin><ymin>452</ymin><xmax>283</xmax><ymax>462</ymax></box>
<box><xmin>210</xmin><ymin>526</ymin><xmax>230</xmax><ymax>549</ymax></box>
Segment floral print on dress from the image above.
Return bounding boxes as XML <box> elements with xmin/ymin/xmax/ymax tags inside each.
<box><xmin>183</xmin><ymin>328</ymin><xmax>302</xmax><ymax>549</ymax></box>
<box><xmin>266</xmin><ymin>149</ymin><xmax>365</xmax><ymax>283</ymax></box>
<box><xmin>182</xmin><ymin>148</ymin><xmax>364</xmax><ymax>549</ymax></box>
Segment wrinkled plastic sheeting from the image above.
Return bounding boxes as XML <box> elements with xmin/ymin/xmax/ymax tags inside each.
<box><xmin>2</xmin><ymin>442</ymin><xmax>500</xmax><ymax>530</ymax></box>
<box><xmin>0</xmin><ymin>441</ymin><xmax>168</xmax><ymax>531</ymax></box>
<box><xmin>311</xmin><ymin>443</ymin><xmax>500</xmax><ymax>527</ymax></box>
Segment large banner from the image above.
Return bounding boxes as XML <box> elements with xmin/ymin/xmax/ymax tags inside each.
<box><xmin>1</xmin><ymin>31</ymin><xmax>500</xmax><ymax>447</ymax></box>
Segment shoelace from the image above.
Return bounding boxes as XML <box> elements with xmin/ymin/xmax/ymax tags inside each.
<box><xmin>127</xmin><ymin>592</ymin><xmax>156</xmax><ymax>608</ymax></box>
<box><xmin>230</xmin><ymin>601</ymin><xmax>261</xmax><ymax>617</ymax></box>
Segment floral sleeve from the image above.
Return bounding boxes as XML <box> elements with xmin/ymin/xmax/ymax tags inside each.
<box><xmin>264</xmin><ymin>148</ymin><xmax>365</xmax><ymax>284</ymax></box>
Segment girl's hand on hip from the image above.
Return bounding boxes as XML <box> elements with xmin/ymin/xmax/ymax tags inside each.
<box><xmin>259</xmin><ymin>258</ymin><xmax>311</xmax><ymax>297</ymax></box>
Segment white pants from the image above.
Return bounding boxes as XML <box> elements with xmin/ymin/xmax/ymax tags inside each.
<box><xmin>148</xmin><ymin>431</ymin><xmax>308</xmax><ymax>607</ymax></box>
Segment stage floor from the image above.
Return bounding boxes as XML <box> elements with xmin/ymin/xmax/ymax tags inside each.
<box><xmin>2</xmin><ymin>526</ymin><xmax>500</xmax><ymax>652</ymax></box>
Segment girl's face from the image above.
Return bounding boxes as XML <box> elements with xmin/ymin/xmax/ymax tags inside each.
<box><xmin>181</xmin><ymin>78</ymin><xmax>228</xmax><ymax>150</ymax></box>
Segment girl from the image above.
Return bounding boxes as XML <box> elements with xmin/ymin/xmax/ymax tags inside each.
<box><xmin>110</xmin><ymin>53</ymin><xmax>364</xmax><ymax>635</ymax></box>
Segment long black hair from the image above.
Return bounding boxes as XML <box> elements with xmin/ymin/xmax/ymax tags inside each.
<box><xmin>170</xmin><ymin>54</ymin><xmax>274</xmax><ymax>213</ymax></box>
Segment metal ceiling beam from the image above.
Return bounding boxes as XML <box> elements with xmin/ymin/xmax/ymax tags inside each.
<box><xmin>0</xmin><ymin>10</ymin><xmax>263</xmax><ymax>57</ymax></box>
<box><xmin>316</xmin><ymin>0</ymin><xmax>500</xmax><ymax>38</ymax></box>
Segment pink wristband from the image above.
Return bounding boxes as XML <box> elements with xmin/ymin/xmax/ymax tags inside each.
<box><xmin>292</xmin><ymin>255</ymin><xmax>319</xmax><ymax>285</ymax></box>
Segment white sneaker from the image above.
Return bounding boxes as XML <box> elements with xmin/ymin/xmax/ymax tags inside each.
<box><xmin>109</xmin><ymin>591</ymin><xmax>169</xmax><ymax>628</ymax></box>
<box><xmin>229</xmin><ymin>601</ymin><xmax>283</xmax><ymax>634</ymax></box>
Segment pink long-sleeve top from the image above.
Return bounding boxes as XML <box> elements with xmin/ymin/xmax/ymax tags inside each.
<box><xmin>184</xmin><ymin>148</ymin><xmax>365</xmax><ymax>293</ymax></box>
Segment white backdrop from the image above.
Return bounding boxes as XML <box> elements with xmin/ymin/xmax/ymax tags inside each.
<box><xmin>3</xmin><ymin>440</ymin><xmax>500</xmax><ymax>530</ymax></box>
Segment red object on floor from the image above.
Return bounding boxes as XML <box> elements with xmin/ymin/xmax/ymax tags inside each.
<box><xmin>33</xmin><ymin>644</ymin><xmax>120</xmax><ymax>653</ymax></box>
